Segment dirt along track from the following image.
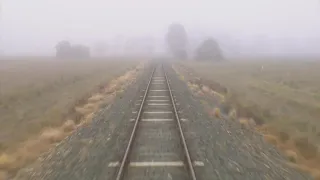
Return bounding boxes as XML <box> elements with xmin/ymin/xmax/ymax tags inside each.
<box><xmin>15</xmin><ymin>62</ymin><xmax>312</xmax><ymax>180</ymax></box>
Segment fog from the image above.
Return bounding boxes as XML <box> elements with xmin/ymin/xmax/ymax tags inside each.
<box><xmin>1</xmin><ymin>0</ymin><xmax>320</xmax><ymax>56</ymax></box>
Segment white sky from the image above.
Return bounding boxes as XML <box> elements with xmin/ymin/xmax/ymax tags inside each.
<box><xmin>1</xmin><ymin>0</ymin><xmax>320</xmax><ymax>55</ymax></box>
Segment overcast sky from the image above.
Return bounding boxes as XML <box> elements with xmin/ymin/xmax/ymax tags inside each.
<box><xmin>1</xmin><ymin>0</ymin><xmax>320</xmax><ymax>55</ymax></box>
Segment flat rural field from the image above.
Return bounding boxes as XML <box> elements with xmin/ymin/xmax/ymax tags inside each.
<box><xmin>177</xmin><ymin>59</ymin><xmax>320</xmax><ymax>172</ymax></box>
<box><xmin>0</xmin><ymin>58</ymin><xmax>139</xmax><ymax>152</ymax></box>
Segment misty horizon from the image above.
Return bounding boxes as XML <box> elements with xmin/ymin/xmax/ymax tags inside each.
<box><xmin>1</xmin><ymin>0</ymin><xmax>320</xmax><ymax>56</ymax></box>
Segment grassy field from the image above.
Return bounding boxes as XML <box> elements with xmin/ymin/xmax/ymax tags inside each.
<box><xmin>180</xmin><ymin>60</ymin><xmax>320</xmax><ymax>140</ymax></box>
<box><xmin>0</xmin><ymin>59</ymin><xmax>139</xmax><ymax>152</ymax></box>
<box><xmin>177</xmin><ymin>59</ymin><xmax>320</xmax><ymax>176</ymax></box>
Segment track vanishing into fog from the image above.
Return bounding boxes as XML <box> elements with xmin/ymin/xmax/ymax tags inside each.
<box><xmin>16</xmin><ymin>62</ymin><xmax>312</xmax><ymax>180</ymax></box>
<box><xmin>111</xmin><ymin>64</ymin><xmax>200</xmax><ymax>180</ymax></box>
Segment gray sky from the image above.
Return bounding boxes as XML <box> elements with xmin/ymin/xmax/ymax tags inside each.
<box><xmin>1</xmin><ymin>0</ymin><xmax>320</xmax><ymax>55</ymax></box>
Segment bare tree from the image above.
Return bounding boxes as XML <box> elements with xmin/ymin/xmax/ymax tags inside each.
<box><xmin>166</xmin><ymin>23</ymin><xmax>188</xmax><ymax>60</ymax></box>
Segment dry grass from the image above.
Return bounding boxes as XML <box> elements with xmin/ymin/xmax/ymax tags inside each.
<box><xmin>263</xmin><ymin>134</ymin><xmax>279</xmax><ymax>146</ymax></box>
<box><xmin>228</xmin><ymin>109</ymin><xmax>237</xmax><ymax>120</ymax></box>
<box><xmin>285</xmin><ymin>150</ymin><xmax>299</xmax><ymax>163</ymax></box>
<box><xmin>212</xmin><ymin>108</ymin><xmax>222</xmax><ymax>118</ymax></box>
<box><xmin>176</xmin><ymin>59</ymin><xmax>320</xmax><ymax>176</ymax></box>
<box><xmin>239</xmin><ymin>118</ymin><xmax>256</xmax><ymax>128</ymax></box>
<box><xmin>61</xmin><ymin>120</ymin><xmax>76</xmax><ymax>132</ymax></box>
<box><xmin>201</xmin><ymin>85</ymin><xmax>211</xmax><ymax>94</ymax></box>
<box><xmin>181</xmin><ymin>60</ymin><xmax>320</xmax><ymax>137</ymax></box>
<box><xmin>0</xmin><ymin>170</ymin><xmax>8</xmax><ymax>180</ymax></box>
<box><xmin>0</xmin><ymin>58</ymin><xmax>143</xmax><ymax>175</ymax></box>
<box><xmin>0</xmin><ymin>59</ymin><xmax>138</xmax><ymax>149</ymax></box>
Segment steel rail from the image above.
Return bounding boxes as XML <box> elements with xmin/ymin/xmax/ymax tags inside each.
<box><xmin>115</xmin><ymin>67</ymin><xmax>156</xmax><ymax>180</ymax></box>
<box><xmin>162</xmin><ymin>64</ymin><xmax>197</xmax><ymax>180</ymax></box>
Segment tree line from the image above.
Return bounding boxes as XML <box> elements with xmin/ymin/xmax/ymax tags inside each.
<box><xmin>54</xmin><ymin>23</ymin><xmax>224</xmax><ymax>61</ymax></box>
<box><xmin>166</xmin><ymin>23</ymin><xmax>224</xmax><ymax>61</ymax></box>
<box><xmin>55</xmin><ymin>41</ymin><xmax>90</xmax><ymax>58</ymax></box>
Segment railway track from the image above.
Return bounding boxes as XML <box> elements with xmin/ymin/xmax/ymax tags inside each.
<box><xmin>108</xmin><ymin>64</ymin><xmax>203</xmax><ymax>180</ymax></box>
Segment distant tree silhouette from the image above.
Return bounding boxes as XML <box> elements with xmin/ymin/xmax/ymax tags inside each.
<box><xmin>195</xmin><ymin>38</ymin><xmax>224</xmax><ymax>61</ymax></box>
<box><xmin>166</xmin><ymin>23</ymin><xmax>188</xmax><ymax>60</ymax></box>
<box><xmin>55</xmin><ymin>41</ymin><xmax>90</xmax><ymax>58</ymax></box>
<box><xmin>55</xmin><ymin>41</ymin><xmax>72</xmax><ymax>58</ymax></box>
